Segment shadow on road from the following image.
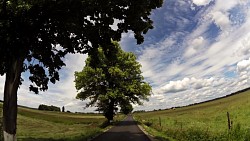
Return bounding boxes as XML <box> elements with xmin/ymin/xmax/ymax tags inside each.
<box><xmin>93</xmin><ymin>131</ymin><xmax>151</xmax><ymax>141</ymax></box>
<box><xmin>116</xmin><ymin>120</ymin><xmax>140</xmax><ymax>126</ymax></box>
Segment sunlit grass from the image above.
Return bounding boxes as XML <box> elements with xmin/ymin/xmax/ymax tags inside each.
<box><xmin>134</xmin><ymin>90</ymin><xmax>250</xmax><ymax>141</ymax></box>
<box><xmin>0</xmin><ymin>103</ymin><xmax>125</xmax><ymax>141</ymax></box>
<box><xmin>17</xmin><ymin>107</ymin><xmax>106</xmax><ymax>141</ymax></box>
<box><xmin>17</xmin><ymin>114</ymin><xmax>102</xmax><ymax>140</ymax></box>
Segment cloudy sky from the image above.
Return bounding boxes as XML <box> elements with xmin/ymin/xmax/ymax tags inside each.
<box><xmin>1</xmin><ymin>0</ymin><xmax>250</xmax><ymax>112</ymax></box>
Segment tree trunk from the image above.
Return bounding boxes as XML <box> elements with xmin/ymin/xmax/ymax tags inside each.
<box><xmin>3</xmin><ymin>57</ymin><xmax>24</xmax><ymax>141</ymax></box>
<box><xmin>107</xmin><ymin>99</ymin><xmax>115</xmax><ymax>122</ymax></box>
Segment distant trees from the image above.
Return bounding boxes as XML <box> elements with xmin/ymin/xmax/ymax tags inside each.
<box><xmin>75</xmin><ymin>42</ymin><xmax>152</xmax><ymax>121</ymax></box>
<box><xmin>38</xmin><ymin>104</ymin><xmax>60</xmax><ymax>112</ymax></box>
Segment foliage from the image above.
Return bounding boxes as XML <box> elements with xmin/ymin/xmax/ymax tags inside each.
<box><xmin>134</xmin><ymin>90</ymin><xmax>250</xmax><ymax>141</ymax></box>
<box><xmin>120</xmin><ymin>103</ymin><xmax>133</xmax><ymax>115</ymax></box>
<box><xmin>38</xmin><ymin>104</ymin><xmax>60</xmax><ymax>112</ymax></box>
<box><xmin>75</xmin><ymin>42</ymin><xmax>152</xmax><ymax>121</ymax></box>
<box><xmin>0</xmin><ymin>0</ymin><xmax>163</xmax><ymax>93</ymax></box>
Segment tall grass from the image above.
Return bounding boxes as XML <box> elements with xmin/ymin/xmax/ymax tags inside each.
<box><xmin>0</xmin><ymin>105</ymin><xmax>2</xmax><ymax>141</ymax></box>
<box><xmin>134</xmin><ymin>90</ymin><xmax>250</xmax><ymax>141</ymax></box>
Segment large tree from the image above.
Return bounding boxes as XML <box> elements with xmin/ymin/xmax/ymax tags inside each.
<box><xmin>0</xmin><ymin>0</ymin><xmax>162</xmax><ymax>140</ymax></box>
<box><xmin>75</xmin><ymin>42</ymin><xmax>151</xmax><ymax>121</ymax></box>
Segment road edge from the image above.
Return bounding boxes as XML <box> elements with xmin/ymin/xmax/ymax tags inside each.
<box><xmin>87</xmin><ymin>116</ymin><xmax>128</xmax><ymax>141</ymax></box>
<box><xmin>87</xmin><ymin>126</ymin><xmax>112</xmax><ymax>141</ymax></box>
<box><xmin>132</xmin><ymin>116</ymin><xmax>157</xmax><ymax>141</ymax></box>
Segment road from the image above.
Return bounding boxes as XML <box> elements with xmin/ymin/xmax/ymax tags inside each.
<box><xmin>91</xmin><ymin>115</ymin><xmax>151</xmax><ymax>141</ymax></box>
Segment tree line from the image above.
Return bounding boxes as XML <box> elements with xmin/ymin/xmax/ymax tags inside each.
<box><xmin>38</xmin><ymin>104</ymin><xmax>61</xmax><ymax>112</ymax></box>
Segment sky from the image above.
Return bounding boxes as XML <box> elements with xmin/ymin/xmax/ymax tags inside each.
<box><xmin>1</xmin><ymin>0</ymin><xmax>250</xmax><ymax>112</ymax></box>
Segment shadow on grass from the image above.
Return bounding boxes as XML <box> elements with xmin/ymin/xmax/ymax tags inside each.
<box><xmin>99</xmin><ymin>118</ymin><xmax>127</xmax><ymax>128</ymax></box>
<box><xmin>19</xmin><ymin>138</ymin><xmax>65</xmax><ymax>141</ymax></box>
<box><xmin>153</xmin><ymin>136</ymin><xmax>172</xmax><ymax>141</ymax></box>
<box><xmin>18</xmin><ymin>119</ymin><xmax>127</xmax><ymax>141</ymax></box>
<box><xmin>18</xmin><ymin>134</ymin><xmax>101</xmax><ymax>141</ymax></box>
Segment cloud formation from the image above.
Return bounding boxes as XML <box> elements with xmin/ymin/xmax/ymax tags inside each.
<box><xmin>2</xmin><ymin>0</ymin><xmax>250</xmax><ymax>112</ymax></box>
<box><xmin>127</xmin><ymin>0</ymin><xmax>250</xmax><ymax>111</ymax></box>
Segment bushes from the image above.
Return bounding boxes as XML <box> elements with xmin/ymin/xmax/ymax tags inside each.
<box><xmin>38</xmin><ymin>104</ymin><xmax>60</xmax><ymax>112</ymax></box>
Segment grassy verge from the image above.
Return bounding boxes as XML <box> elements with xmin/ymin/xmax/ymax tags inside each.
<box><xmin>0</xmin><ymin>103</ymin><xmax>125</xmax><ymax>141</ymax></box>
<box><xmin>17</xmin><ymin>111</ymin><xmax>126</xmax><ymax>141</ymax></box>
<box><xmin>134</xmin><ymin>116</ymin><xmax>175</xmax><ymax>141</ymax></box>
<box><xmin>134</xmin><ymin>90</ymin><xmax>250</xmax><ymax>141</ymax></box>
<box><xmin>17</xmin><ymin>114</ymin><xmax>104</xmax><ymax>141</ymax></box>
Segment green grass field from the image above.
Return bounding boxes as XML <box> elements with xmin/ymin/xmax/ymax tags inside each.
<box><xmin>17</xmin><ymin>107</ymin><xmax>106</xmax><ymax>141</ymax></box>
<box><xmin>0</xmin><ymin>104</ymin><xmax>124</xmax><ymax>141</ymax></box>
<box><xmin>134</xmin><ymin>90</ymin><xmax>250</xmax><ymax>141</ymax></box>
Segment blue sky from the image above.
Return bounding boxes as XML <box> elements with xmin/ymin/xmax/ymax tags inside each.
<box><xmin>1</xmin><ymin>0</ymin><xmax>250</xmax><ymax>112</ymax></box>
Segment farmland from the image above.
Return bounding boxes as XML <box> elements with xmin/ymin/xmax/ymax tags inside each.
<box><xmin>134</xmin><ymin>89</ymin><xmax>250</xmax><ymax>141</ymax></box>
<box><xmin>0</xmin><ymin>104</ymin><xmax>124</xmax><ymax>141</ymax></box>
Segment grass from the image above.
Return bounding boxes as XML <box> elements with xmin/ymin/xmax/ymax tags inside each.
<box><xmin>134</xmin><ymin>90</ymin><xmax>250</xmax><ymax>141</ymax></box>
<box><xmin>0</xmin><ymin>104</ymin><xmax>125</xmax><ymax>141</ymax></box>
<box><xmin>18</xmin><ymin>107</ymin><xmax>104</xmax><ymax>125</ymax></box>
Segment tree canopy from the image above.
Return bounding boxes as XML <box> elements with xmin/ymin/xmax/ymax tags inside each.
<box><xmin>75</xmin><ymin>41</ymin><xmax>152</xmax><ymax>121</ymax></box>
<box><xmin>0</xmin><ymin>0</ymin><xmax>162</xmax><ymax>93</ymax></box>
<box><xmin>120</xmin><ymin>103</ymin><xmax>133</xmax><ymax>115</ymax></box>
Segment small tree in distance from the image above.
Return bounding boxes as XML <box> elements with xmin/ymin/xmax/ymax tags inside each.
<box><xmin>62</xmin><ymin>106</ymin><xmax>65</xmax><ymax>112</ymax></box>
<box><xmin>120</xmin><ymin>103</ymin><xmax>133</xmax><ymax>115</ymax></box>
<box><xmin>75</xmin><ymin>41</ymin><xmax>152</xmax><ymax>121</ymax></box>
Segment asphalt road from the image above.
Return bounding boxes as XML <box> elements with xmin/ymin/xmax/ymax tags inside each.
<box><xmin>91</xmin><ymin>115</ymin><xmax>151</xmax><ymax>141</ymax></box>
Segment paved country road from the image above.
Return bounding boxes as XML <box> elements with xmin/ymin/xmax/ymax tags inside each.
<box><xmin>91</xmin><ymin>115</ymin><xmax>151</xmax><ymax>141</ymax></box>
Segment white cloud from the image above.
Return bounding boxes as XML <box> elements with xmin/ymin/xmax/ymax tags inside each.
<box><xmin>157</xmin><ymin>77</ymin><xmax>225</xmax><ymax>95</ymax></box>
<box><xmin>159</xmin><ymin>77</ymin><xmax>190</xmax><ymax>93</ymax></box>
<box><xmin>192</xmin><ymin>36</ymin><xmax>205</xmax><ymax>49</ymax></box>
<box><xmin>237</xmin><ymin>58</ymin><xmax>250</xmax><ymax>72</ymax></box>
<box><xmin>192</xmin><ymin>0</ymin><xmax>212</xmax><ymax>6</ymax></box>
<box><xmin>211</xmin><ymin>11</ymin><xmax>231</xmax><ymax>30</ymax></box>
<box><xmin>184</xmin><ymin>36</ymin><xmax>205</xmax><ymax>57</ymax></box>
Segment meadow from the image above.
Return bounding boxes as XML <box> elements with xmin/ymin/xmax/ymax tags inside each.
<box><xmin>0</xmin><ymin>104</ymin><xmax>124</xmax><ymax>141</ymax></box>
<box><xmin>134</xmin><ymin>89</ymin><xmax>250</xmax><ymax>141</ymax></box>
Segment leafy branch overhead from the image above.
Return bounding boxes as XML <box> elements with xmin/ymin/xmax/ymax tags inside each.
<box><xmin>0</xmin><ymin>0</ymin><xmax>163</xmax><ymax>94</ymax></box>
<box><xmin>75</xmin><ymin>42</ymin><xmax>152</xmax><ymax>120</ymax></box>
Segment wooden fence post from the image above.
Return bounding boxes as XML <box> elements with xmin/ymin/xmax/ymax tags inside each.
<box><xmin>227</xmin><ymin>112</ymin><xmax>231</xmax><ymax>130</ymax></box>
<box><xmin>159</xmin><ymin>117</ymin><xmax>161</xmax><ymax>127</ymax></box>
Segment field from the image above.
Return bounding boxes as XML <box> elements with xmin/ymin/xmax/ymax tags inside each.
<box><xmin>134</xmin><ymin>90</ymin><xmax>250</xmax><ymax>141</ymax></box>
<box><xmin>0</xmin><ymin>104</ymin><xmax>124</xmax><ymax>141</ymax></box>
